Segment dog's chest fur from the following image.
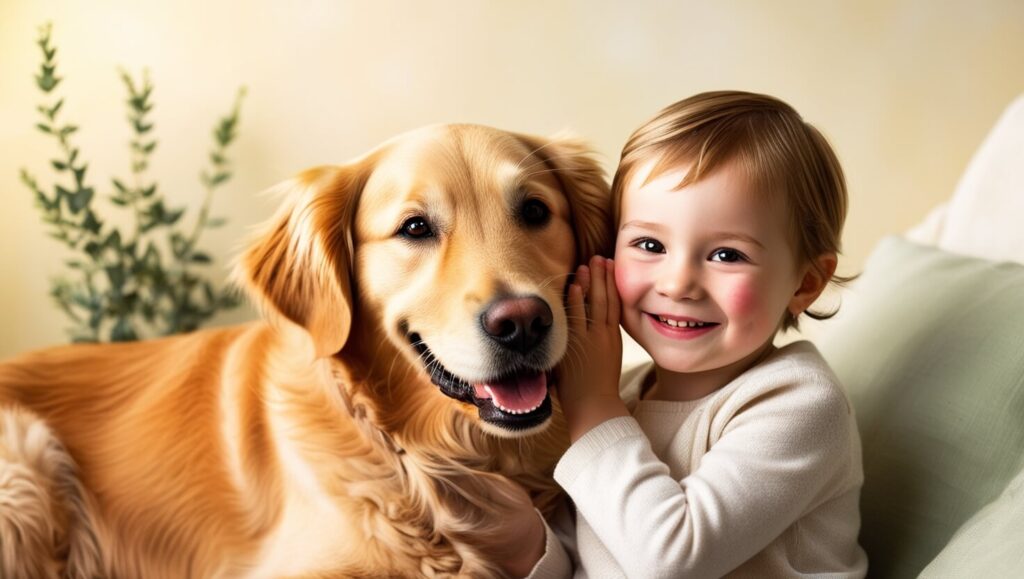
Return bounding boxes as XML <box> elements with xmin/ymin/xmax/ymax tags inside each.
<box><xmin>236</xmin><ymin>363</ymin><xmax>489</xmax><ymax>577</ymax></box>
<box><xmin>245</xmin><ymin>477</ymin><xmax>357</xmax><ymax>576</ymax></box>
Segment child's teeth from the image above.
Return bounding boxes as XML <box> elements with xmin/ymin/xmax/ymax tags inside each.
<box><xmin>658</xmin><ymin>316</ymin><xmax>706</xmax><ymax>328</ymax></box>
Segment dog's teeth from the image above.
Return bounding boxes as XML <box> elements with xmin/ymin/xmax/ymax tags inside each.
<box><xmin>493</xmin><ymin>400</ymin><xmax>543</xmax><ymax>415</ymax></box>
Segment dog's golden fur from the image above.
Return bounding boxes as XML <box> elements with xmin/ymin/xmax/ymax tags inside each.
<box><xmin>0</xmin><ymin>124</ymin><xmax>612</xmax><ymax>577</ymax></box>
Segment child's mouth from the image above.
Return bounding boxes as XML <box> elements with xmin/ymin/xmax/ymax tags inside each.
<box><xmin>647</xmin><ymin>313</ymin><xmax>719</xmax><ymax>339</ymax></box>
<box><xmin>655</xmin><ymin>315</ymin><xmax>713</xmax><ymax>328</ymax></box>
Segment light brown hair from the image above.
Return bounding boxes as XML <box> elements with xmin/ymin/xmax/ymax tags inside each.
<box><xmin>610</xmin><ymin>90</ymin><xmax>851</xmax><ymax>329</ymax></box>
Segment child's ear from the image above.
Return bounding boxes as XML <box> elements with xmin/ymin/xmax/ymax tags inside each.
<box><xmin>788</xmin><ymin>253</ymin><xmax>838</xmax><ymax>317</ymax></box>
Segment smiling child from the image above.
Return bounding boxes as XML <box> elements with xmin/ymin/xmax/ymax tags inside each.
<box><xmin>527</xmin><ymin>91</ymin><xmax>868</xmax><ymax>578</ymax></box>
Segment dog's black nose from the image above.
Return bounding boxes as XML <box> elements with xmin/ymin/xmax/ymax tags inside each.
<box><xmin>481</xmin><ymin>296</ymin><xmax>553</xmax><ymax>353</ymax></box>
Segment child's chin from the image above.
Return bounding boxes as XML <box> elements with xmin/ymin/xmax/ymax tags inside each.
<box><xmin>649</xmin><ymin>351</ymin><xmax>709</xmax><ymax>374</ymax></box>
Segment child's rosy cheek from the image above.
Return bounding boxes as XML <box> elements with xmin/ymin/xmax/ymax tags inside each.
<box><xmin>614</xmin><ymin>263</ymin><xmax>641</xmax><ymax>303</ymax></box>
<box><xmin>726</xmin><ymin>283</ymin><xmax>760</xmax><ymax>317</ymax></box>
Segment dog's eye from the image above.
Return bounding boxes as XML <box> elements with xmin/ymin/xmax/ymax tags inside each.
<box><xmin>399</xmin><ymin>217</ymin><xmax>434</xmax><ymax>239</ymax></box>
<box><xmin>521</xmin><ymin>199</ymin><xmax>551</xmax><ymax>227</ymax></box>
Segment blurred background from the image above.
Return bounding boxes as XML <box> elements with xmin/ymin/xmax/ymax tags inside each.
<box><xmin>2</xmin><ymin>0</ymin><xmax>1022</xmax><ymax>360</ymax></box>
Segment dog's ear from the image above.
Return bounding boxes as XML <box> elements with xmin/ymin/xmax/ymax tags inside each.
<box><xmin>514</xmin><ymin>133</ymin><xmax>614</xmax><ymax>264</ymax></box>
<box><xmin>237</xmin><ymin>162</ymin><xmax>373</xmax><ymax>358</ymax></box>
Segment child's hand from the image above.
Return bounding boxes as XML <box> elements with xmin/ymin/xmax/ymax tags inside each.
<box><xmin>559</xmin><ymin>256</ymin><xmax>629</xmax><ymax>442</ymax></box>
<box><xmin>478</xmin><ymin>481</ymin><xmax>546</xmax><ymax>578</ymax></box>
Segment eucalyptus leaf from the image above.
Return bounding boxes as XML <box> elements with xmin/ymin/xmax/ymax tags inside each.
<box><xmin>84</xmin><ymin>241</ymin><xmax>102</xmax><ymax>259</ymax></box>
<box><xmin>81</xmin><ymin>210</ymin><xmax>102</xmax><ymax>234</ymax></box>
<box><xmin>72</xmin><ymin>291</ymin><xmax>92</xmax><ymax>309</ymax></box>
<box><xmin>104</xmin><ymin>230</ymin><xmax>122</xmax><ymax>251</ymax></box>
<box><xmin>209</xmin><ymin>172</ymin><xmax>230</xmax><ymax>187</ymax></box>
<box><xmin>105</xmin><ymin>265</ymin><xmax>125</xmax><ymax>289</ymax></box>
<box><xmin>73</xmin><ymin>165</ymin><xmax>88</xmax><ymax>187</ymax></box>
<box><xmin>164</xmin><ymin>207</ymin><xmax>184</xmax><ymax>225</ymax></box>
<box><xmin>110</xmin><ymin>317</ymin><xmax>137</xmax><ymax>342</ymax></box>
<box><xmin>37</xmin><ymin>74</ymin><xmax>59</xmax><ymax>92</ymax></box>
<box><xmin>68</xmin><ymin>187</ymin><xmax>93</xmax><ymax>214</ymax></box>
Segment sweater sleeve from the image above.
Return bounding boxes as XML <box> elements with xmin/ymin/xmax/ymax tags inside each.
<box><xmin>554</xmin><ymin>373</ymin><xmax>856</xmax><ymax>579</ymax></box>
<box><xmin>525</xmin><ymin>506</ymin><xmax>575</xmax><ymax>579</ymax></box>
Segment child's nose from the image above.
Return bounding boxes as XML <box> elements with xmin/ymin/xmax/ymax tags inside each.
<box><xmin>654</xmin><ymin>259</ymin><xmax>702</xmax><ymax>301</ymax></box>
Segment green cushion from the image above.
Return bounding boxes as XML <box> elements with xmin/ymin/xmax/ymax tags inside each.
<box><xmin>815</xmin><ymin>236</ymin><xmax>1024</xmax><ymax>578</ymax></box>
<box><xmin>919</xmin><ymin>467</ymin><xmax>1024</xmax><ymax>577</ymax></box>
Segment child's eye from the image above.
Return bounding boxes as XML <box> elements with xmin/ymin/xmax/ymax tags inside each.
<box><xmin>632</xmin><ymin>238</ymin><xmax>665</xmax><ymax>254</ymax></box>
<box><xmin>709</xmin><ymin>248</ymin><xmax>746</xmax><ymax>263</ymax></box>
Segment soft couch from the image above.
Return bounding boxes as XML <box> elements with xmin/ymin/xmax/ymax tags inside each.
<box><xmin>805</xmin><ymin>94</ymin><xmax>1024</xmax><ymax>578</ymax></box>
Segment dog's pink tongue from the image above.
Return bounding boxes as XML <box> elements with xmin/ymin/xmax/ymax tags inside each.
<box><xmin>473</xmin><ymin>372</ymin><xmax>547</xmax><ymax>413</ymax></box>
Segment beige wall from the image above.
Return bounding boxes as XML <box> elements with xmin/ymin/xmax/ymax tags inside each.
<box><xmin>2</xmin><ymin>0</ymin><xmax>1022</xmax><ymax>359</ymax></box>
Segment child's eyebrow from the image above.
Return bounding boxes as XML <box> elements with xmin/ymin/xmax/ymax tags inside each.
<box><xmin>711</xmin><ymin>232</ymin><xmax>766</xmax><ymax>249</ymax></box>
<box><xmin>619</xmin><ymin>220</ymin><xmax>667</xmax><ymax>232</ymax></box>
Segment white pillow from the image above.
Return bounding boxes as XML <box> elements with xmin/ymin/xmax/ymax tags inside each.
<box><xmin>936</xmin><ymin>94</ymin><xmax>1024</xmax><ymax>264</ymax></box>
<box><xmin>904</xmin><ymin>202</ymin><xmax>947</xmax><ymax>246</ymax></box>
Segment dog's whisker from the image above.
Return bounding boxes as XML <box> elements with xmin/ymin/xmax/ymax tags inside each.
<box><xmin>386</xmin><ymin>358</ymin><xmax>401</xmax><ymax>399</ymax></box>
<box><xmin>538</xmin><ymin>272</ymin><xmax>574</xmax><ymax>291</ymax></box>
<box><xmin>515</xmin><ymin>150</ymin><xmax>591</xmax><ymax>174</ymax></box>
<box><xmin>513</xmin><ymin>139</ymin><xmax>561</xmax><ymax>173</ymax></box>
<box><xmin>362</xmin><ymin>333</ymin><xmax>392</xmax><ymax>378</ymax></box>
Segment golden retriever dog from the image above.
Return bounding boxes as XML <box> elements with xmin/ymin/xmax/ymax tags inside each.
<box><xmin>0</xmin><ymin>124</ymin><xmax>612</xmax><ymax>578</ymax></box>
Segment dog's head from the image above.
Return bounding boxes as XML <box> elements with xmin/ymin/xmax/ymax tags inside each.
<box><xmin>240</xmin><ymin>124</ymin><xmax>611</xmax><ymax>437</ymax></box>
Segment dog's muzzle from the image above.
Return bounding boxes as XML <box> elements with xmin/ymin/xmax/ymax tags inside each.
<box><xmin>407</xmin><ymin>296</ymin><xmax>558</xmax><ymax>432</ymax></box>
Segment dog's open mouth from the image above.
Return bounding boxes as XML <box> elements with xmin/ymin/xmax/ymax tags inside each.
<box><xmin>408</xmin><ymin>333</ymin><xmax>553</xmax><ymax>431</ymax></box>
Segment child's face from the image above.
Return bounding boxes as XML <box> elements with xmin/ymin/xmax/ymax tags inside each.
<box><xmin>614</xmin><ymin>159</ymin><xmax>807</xmax><ymax>378</ymax></box>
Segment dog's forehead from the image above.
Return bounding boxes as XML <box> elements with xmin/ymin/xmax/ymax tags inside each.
<box><xmin>355</xmin><ymin>125</ymin><xmax>568</xmax><ymax>239</ymax></box>
<box><xmin>370</xmin><ymin>125</ymin><xmax>537</xmax><ymax>191</ymax></box>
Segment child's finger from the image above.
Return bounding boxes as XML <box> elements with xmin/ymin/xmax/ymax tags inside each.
<box><xmin>605</xmin><ymin>259</ymin><xmax>621</xmax><ymax>325</ymax></box>
<box><xmin>589</xmin><ymin>256</ymin><xmax>607</xmax><ymax>326</ymax></box>
<box><xmin>576</xmin><ymin>264</ymin><xmax>591</xmax><ymax>298</ymax></box>
<box><xmin>566</xmin><ymin>283</ymin><xmax>586</xmax><ymax>336</ymax></box>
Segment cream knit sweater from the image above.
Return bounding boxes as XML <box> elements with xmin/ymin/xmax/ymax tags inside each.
<box><xmin>529</xmin><ymin>341</ymin><xmax>868</xmax><ymax>578</ymax></box>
